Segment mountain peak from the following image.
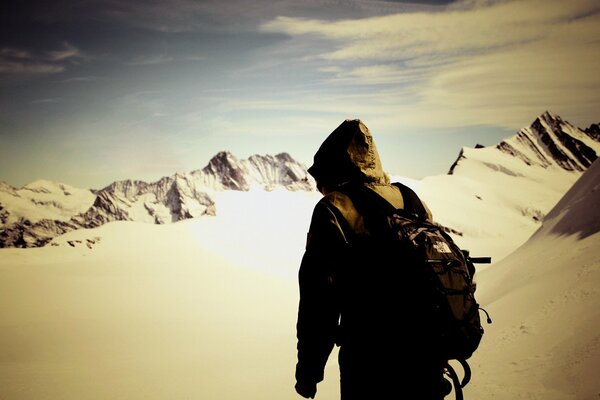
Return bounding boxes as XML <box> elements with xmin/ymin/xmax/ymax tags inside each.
<box><xmin>210</xmin><ymin>150</ymin><xmax>237</xmax><ymax>162</ymax></box>
<box><xmin>539</xmin><ymin>110</ymin><xmax>560</xmax><ymax>122</ymax></box>
<box><xmin>584</xmin><ymin>123</ymin><xmax>600</xmax><ymax>141</ymax></box>
<box><xmin>275</xmin><ymin>152</ymin><xmax>294</xmax><ymax>162</ymax></box>
<box><xmin>499</xmin><ymin>113</ymin><xmax>598</xmax><ymax>172</ymax></box>
<box><xmin>448</xmin><ymin>113</ymin><xmax>600</xmax><ymax>176</ymax></box>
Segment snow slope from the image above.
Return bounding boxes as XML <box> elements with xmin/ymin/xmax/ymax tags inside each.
<box><xmin>465</xmin><ymin>159</ymin><xmax>600</xmax><ymax>399</ymax></box>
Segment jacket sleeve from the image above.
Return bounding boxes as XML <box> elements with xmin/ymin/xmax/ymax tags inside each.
<box><xmin>295</xmin><ymin>200</ymin><xmax>347</xmax><ymax>385</ymax></box>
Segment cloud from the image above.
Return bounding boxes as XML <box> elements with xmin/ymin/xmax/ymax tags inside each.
<box><xmin>263</xmin><ymin>1</ymin><xmax>597</xmax><ymax>62</ymax></box>
<box><xmin>96</xmin><ymin>0</ymin><xmax>274</xmax><ymax>33</ymax></box>
<box><xmin>46</xmin><ymin>42</ymin><xmax>82</xmax><ymax>61</ymax></box>
<box><xmin>0</xmin><ymin>60</ymin><xmax>65</xmax><ymax>75</ymax></box>
<box><xmin>0</xmin><ymin>42</ymin><xmax>83</xmax><ymax>76</ymax></box>
<box><xmin>0</xmin><ymin>48</ymin><xmax>32</xmax><ymax>59</ymax></box>
<box><xmin>260</xmin><ymin>0</ymin><xmax>600</xmax><ymax>129</ymax></box>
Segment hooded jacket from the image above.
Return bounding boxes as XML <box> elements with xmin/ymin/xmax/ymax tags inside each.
<box><xmin>295</xmin><ymin>119</ymin><xmax>434</xmax><ymax>387</ymax></box>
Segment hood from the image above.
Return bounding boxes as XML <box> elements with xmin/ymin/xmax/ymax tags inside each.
<box><xmin>308</xmin><ymin>119</ymin><xmax>389</xmax><ymax>187</ymax></box>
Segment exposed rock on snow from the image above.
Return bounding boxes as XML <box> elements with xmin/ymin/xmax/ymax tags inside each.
<box><xmin>584</xmin><ymin>122</ymin><xmax>600</xmax><ymax>141</ymax></box>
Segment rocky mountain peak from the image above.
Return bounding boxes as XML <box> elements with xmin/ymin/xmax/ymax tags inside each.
<box><xmin>449</xmin><ymin>111</ymin><xmax>599</xmax><ymax>176</ymax></box>
<box><xmin>526</xmin><ymin>111</ymin><xmax>597</xmax><ymax>171</ymax></box>
<box><xmin>275</xmin><ymin>152</ymin><xmax>294</xmax><ymax>163</ymax></box>
<box><xmin>585</xmin><ymin>123</ymin><xmax>600</xmax><ymax>141</ymax></box>
<box><xmin>201</xmin><ymin>150</ymin><xmax>249</xmax><ymax>191</ymax></box>
<box><xmin>208</xmin><ymin>150</ymin><xmax>236</xmax><ymax>163</ymax></box>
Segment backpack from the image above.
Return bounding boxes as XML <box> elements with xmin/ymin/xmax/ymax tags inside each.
<box><xmin>340</xmin><ymin>182</ymin><xmax>492</xmax><ymax>400</ymax></box>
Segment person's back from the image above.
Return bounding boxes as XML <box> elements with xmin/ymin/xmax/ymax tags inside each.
<box><xmin>295</xmin><ymin>119</ymin><xmax>449</xmax><ymax>399</ymax></box>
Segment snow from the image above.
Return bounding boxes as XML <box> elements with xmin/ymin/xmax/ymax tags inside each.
<box><xmin>1</xmin><ymin>158</ymin><xmax>599</xmax><ymax>398</ymax></box>
<box><xmin>0</xmin><ymin>180</ymin><xmax>96</xmax><ymax>226</ymax></box>
<box><xmin>465</xmin><ymin>159</ymin><xmax>600</xmax><ymax>400</ymax></box>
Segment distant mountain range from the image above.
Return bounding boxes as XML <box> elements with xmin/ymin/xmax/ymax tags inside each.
<box><xmin>1</xmin><ymin>111</ymin><xmax>599</xmax><ymax>248</ymax></box>
<box><xmin>0</xmin><ymin>152</ymin><xmax>312</xmax><ymax>247</ymax></box>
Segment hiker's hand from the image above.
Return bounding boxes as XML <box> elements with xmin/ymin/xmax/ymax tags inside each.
<box><xmin>295</xmin><ymin>381</ymin><xmax>316</xmax><ymax>398</ymax></box>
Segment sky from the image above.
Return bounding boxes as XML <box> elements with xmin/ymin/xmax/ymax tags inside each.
<box><xmin>1</xmin><ymin>0</ymin><xmax>599</xmax><ymax>189</ymax></box>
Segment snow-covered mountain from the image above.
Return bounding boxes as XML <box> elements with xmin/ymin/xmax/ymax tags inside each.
<box><xmin>194</xmin><ymin>151</ymin><xmax>312</xmax><ymax>191</ymax></box>
<box><xmin>0</xmin><ymin>180</ymin><xmax>97</xmax><ymax>248</ymax></box>
<box><xmin>0</xmin><ymin>152</ymin><xmax>312</xmax><ymax>248</ymax></box>
<box><xmin>413</xmin><ymin>111</ymin><xmax>600</xmax><ymax>261</ymax></box>
<box><xmin>450</xmin><ymin>111</ymin><xmax>599</xmax><ymax>174</ymax></box>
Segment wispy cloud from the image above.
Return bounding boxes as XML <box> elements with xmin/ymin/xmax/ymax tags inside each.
<box><xmin>260</xmin><ymin>0</ymin><xmax>600</xmax><ymax>129</ymax></box>
<box><xmin>0</xmin><ymin>60</ymin><xmax>65</xmax><ymax>75</ymax></box>
<box><xmin>46</xmin><ymin>42</ymin><xmax>82</xmax><ymax>61</ymax></box>
<box><xmin>0</xmin><ymin>48</ymin><xmax>32</xmax><ymax>59</ymax></box>
<box><xmin>0</xmin><ymin>42</ymin><xmax>83</xmax><ymax>76</ymax></box>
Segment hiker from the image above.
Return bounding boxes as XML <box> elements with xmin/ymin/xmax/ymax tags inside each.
<box><xmin>294</xmin><ymin>119</ymin><xmax>451</xmax><ymax>399</ymax></box>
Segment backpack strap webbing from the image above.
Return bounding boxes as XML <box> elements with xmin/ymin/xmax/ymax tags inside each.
<box><xmin>391</xmin><ymin>182</ymin><xmax>427</xmax><ymax>220</ymax></box>
<box><xmin>338</xmin><ymin>183</ymin><xmax>393</xmax><ymax>216</ymax></box>
<box><xmin>445</xmin><ymin>363</ymin><xmax>464</xmax><ymax>400</ymax></box>
<box><xmin>339</xmin><ymin>182</ymin><xmax>426</xmax><ymax>217</ymax></box>
<box><xmin>444</xmin><ymin>359</ymin><xmax>472</xmax><ymax>400</ymax></box>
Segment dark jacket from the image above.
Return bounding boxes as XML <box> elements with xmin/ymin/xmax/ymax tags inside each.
<box><xmin>295</xmin><ymin>120</ymin><xmax>438</xmax><ymax>391</ymax></box>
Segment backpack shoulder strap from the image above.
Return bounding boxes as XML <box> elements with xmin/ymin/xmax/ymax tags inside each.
<box><xmin>392</xmin><ymin>182</ymin><xmax>427</xmax><ymax>220</ymax></box>
<box><xmin>337</xmin><ymin>182</ymin><xmax>427</xmax><ymax>227</ymax></box>
<box><xmin>338</xmin><ymin>183</ymin><xmax>392</xmax><ymax>215</ymax></box>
